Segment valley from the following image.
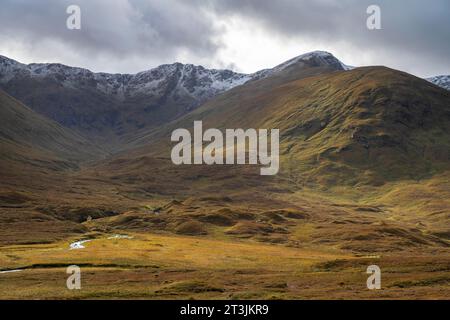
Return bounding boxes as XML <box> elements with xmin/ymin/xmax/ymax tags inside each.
<box><xmin>0</xmin><ymin>51</ymin><xmax>449</xmax><ymax>299</ymax></box>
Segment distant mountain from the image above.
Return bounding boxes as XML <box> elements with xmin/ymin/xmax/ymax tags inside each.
<box><xmin>427</xmin><ymin>75</ymin><xmax>450</xmax><ymax>91</ymax></box>
<box><xmin>0</xmin><ymin>55</ymin><xmax>251</xmax><ymax>101</ymax></box>
<box><xmin>0</xmin><ymin>51</ymin><xmax>349</xmax><ymax>149</ymax></box>
<box><xmin>0</xmin><ymin>51</ymin><xmax>347</xmax><ymax>100</ymax></box>
<box><xmin>251</xmin><ymin>51</ymin><xmax>351</xmax><ymax>80</ymax></box>
<box><xmin>0</xmin><ymin>55</ymin><xmax>251</xmax><ymax>148</ymax></box>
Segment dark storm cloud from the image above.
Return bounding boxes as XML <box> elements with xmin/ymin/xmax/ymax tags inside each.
<box><xmin>208</xmin><ymin>0</ymin><xmax>450</xmax><ymax>76</ymax></box>
<box><xmin>0</xmin><ymin>0</ymin><xmax>449</xmax><ymax>76</ymax></box>
<box><xmin>0</xmin><ymin>0</ymin><xmax>221</xmax><ymax>69</ymax></box>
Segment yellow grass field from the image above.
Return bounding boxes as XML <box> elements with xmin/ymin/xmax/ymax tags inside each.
<box><xmin>0</xmin><ymin>232</ymin><xmax>448</xmax><ymax>299</ymax></box>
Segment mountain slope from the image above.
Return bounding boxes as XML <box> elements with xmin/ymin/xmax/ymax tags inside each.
<box><xmin>117</xmin><ymin>66</ymin><xmax>450</xmax><ymax>187</ymax></box>
<box><xmin>251</xmin><ymin>50</ymin><xmax>350</xmax><ymax>80</ymax></box>
<box><xmin>0</xmin><ymin>55</ymin><xmax>251</xmax><ymax>101</ymax></box>
<box><xmin>124</xmin><ymin>51</ymin><xmax>349</xmax><ymax>146</ymax></box>
<box><xmin>72</xmin><ymin>65</ymin><xmax>450</xmax><ymax>254</ymax></box>
<box><xmin>0</xmin><ymin>55</ymin><xmax>251</xmax><ymax>147</ymax></box>
<box><xmin>0</xmin><ymin>89</ymin><xmax>105</xmax><ymax>173</ymax></box>
<box><xmin>1</xmin><ymin>53</ymin><xmax>449</xmax><ymax>259</ymax></box>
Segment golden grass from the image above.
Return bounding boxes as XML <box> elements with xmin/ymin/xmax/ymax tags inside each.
<box><xmin>0</xmin><ymin>232</ymin><xmax>448</xmax><ymax>299</ymax></box>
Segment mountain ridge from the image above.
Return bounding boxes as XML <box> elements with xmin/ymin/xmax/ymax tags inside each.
<box><xmin>427</xmin><ymin>75</ymin><xmax>450</xmax><ymax>91</ymax></box>
<box><xmin>2</xmin><ymin>50</ymin><xmax>448</xmax><ymax>155</ymax></box>
<box><xmin>112</xmin><ymin>65</ymin><xmax>450</xmax><ymax>187</ymax></box>
<box><xmin>0</xmin><ymin>51</ymin><xmax>350</xmax><ymax>149</ymax></box>
<box><xmin>0</xmin><ymin>54</ymin><xmax>252</xmax><ymax>101</ymax></box>
<box><xmin>0</xmin><ymin>51</ymin><xmax>351</xmax><ymax>99</ymax></box>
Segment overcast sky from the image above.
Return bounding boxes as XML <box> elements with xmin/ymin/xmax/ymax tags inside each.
<box><xmin>0</xmin><ymin>0</ymin><xmax>449</xmax><ymax>77</ymax></box>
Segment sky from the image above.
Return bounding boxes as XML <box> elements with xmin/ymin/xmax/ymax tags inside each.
<box><xmin>0</xmin><ymin>0</ymin><xmax>449</xmax><ymax>78</ymax></box>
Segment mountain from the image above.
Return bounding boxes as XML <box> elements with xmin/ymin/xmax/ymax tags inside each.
<box><xmin>0</xmin><ymin>55</ymin><xmax>250</xmax><ymax>148</ymax></box>
<box><xmin>3</xmin><ymin>50</ymin><xmax>448</xmax><ymax>190</ymax></box>
<box><xmin>118</xmin><ymin>64</ymin><xmax>450</xmax><ymax>187</ymax></box>
<box><xmin>251</xmin><ymin>50</ymin><xmax>351</xmax><ymax>80</ymax></box>
<box><xmin>0</xmin><ymin>55</ymin><xmax>251</xmax><ymax>101</ymax></box>
<box><xmin>0</xmin><ymin>51</ymin><xmax>348</xmax><ymax>149</ymax></box>
<box><xmin>75</xmin><ymin>62</ymin><xmax>450</xmax><ymax>254</ymax></box>
<box><xmin>427</xmin><ymin>75</ymin><xmax>450</xmax><ymax>91</ymax></box>
<box><xmin>0</xmin><ymin>89</ymin><xmax>104</xmax><ymax>173</ymax></box>
<box><xmin>1</xmin><ymin>51</ymin><xmax>450</xmax><ymax>294</ymax></box>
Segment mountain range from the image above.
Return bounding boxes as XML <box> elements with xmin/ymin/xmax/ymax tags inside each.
<box><xmin>1</xmin><ymin>49</ymin><xmax>449</xmax><ymax>213</ymax></box>
<box><xmin>0</xmin><ymin>51</ymin><xmax>356</xmax><ymax>149</ymax></box>
<box><xmin>0</xmin><ymin>50</ymin><xmax>449</xmax><ymax>299</ymax></box>
<box><xmin>1</xmin><ymin>51</ymin><xmax>448</xmax><ymax>149</ymax></box>
<box><xmin>427</xmin><ymin>75</ymin><xmax>450</xmax><ymax>91</ymax></box>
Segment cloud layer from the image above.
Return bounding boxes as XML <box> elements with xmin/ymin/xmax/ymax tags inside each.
<box><xmin>0</xmin><ymin>0</ymin><xmax>449</xmax><ymax>77</ymax></box>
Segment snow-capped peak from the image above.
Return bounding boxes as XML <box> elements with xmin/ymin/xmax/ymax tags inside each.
<box><xmin>273</xmin><ymin>51</ymin><xmax>352</xmax><ymax>72</ymax></box>
<box><xmin>0</xmin><ymin>55</ymin><xmax>26</xmax><ymax>82</ymax></box>
<box><xmin>0</xmin><ymin>51</ymin><xmax>353</xmax><ymax>103</ymax></box>
<box><xmin>426</xmin><ymin>75</ymin><xmax>450</xmax><ymax>91</ymax></box>
<box><xmin>250</xmin><ymin>51</ymin><xmax>351</xmax><ymax>80</ymax></box>
<box><xmin>0</xmin><ymin>56</ymin><xmax>251</xmax><ymax>101</ymax></box>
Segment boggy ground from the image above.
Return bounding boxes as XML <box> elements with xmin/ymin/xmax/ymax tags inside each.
<box><xmin>0</xmin><ymin>233</ymin><xmax>449</xmax><ymax>299</ymax></box>
<box><xmin>0</xmin><ymin>156</ymin><xmax>449</xmax><ymax>299</ymax></box>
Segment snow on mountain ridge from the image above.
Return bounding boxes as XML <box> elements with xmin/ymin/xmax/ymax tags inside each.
<box><xmin>427</xmin><ymin>75</ymin><xmax>450</xmax><ymax>91</ymax></box>
<box><xmin>248</xmin><ymin>51</ymin><xmax>352</xmax><ymax>81</ymax></box>
<box><xmin>0</xmin><ymin>55</ymin><xmax>251</xmax><ymax>101</ymax></box>
<box><xmin>3</xmin><ymin>52</ymin><xmax>447</xmax><ymax>99</ymax></box>
<box><xmin>0</xmin><ymin>55</ymin><xmax>26</xmax><ymax>82</ymax></box>
<box><xmin>274</xmin><ymin>51</ymin><xmax>337</xmax><ymax>70</ymax></box>
<box><xmin>0</xmin><ymin>51</ymin><xmax>358</xmax><ymax>107</ymax></box>
<box><xmin>0</xmin><ymin>51</ymin><xmax>350</xmax><ymax>96</ymax></box>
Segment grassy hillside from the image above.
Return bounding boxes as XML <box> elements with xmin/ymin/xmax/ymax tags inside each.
<box><xmin>0</xmin><ymin>89</ymin><xmax>111</xmax><ymax>245</ymax></box>
<box><xmin>124</xmin><ymin>67</ymin><xmax>450</xmax><ymax>187</ymax></box>
<box><xmin>0</xmin><ymin>89</ymin><xmax>106</xmax><ymax>169</ymax></box>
